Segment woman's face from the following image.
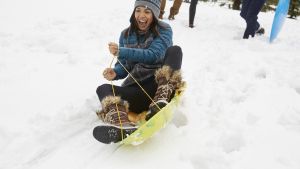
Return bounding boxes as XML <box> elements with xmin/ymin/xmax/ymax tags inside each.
<box><xmin>134</xmin><ymin>6</ymin><xmax>153</xmax><ymax>31</ymax></box>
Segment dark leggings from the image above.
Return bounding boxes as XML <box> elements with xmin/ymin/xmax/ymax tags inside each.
<box><xmin>189</xmin><ymin>0</ymin><xmax>198</xmax><ymax>25</ymax></box>
<box><xmin>240</xmin><ymin>0</ymin><xmax>266</xmax><ymax>38</ymax></box>
<box><xmin>96</xmin><ymin>45</ymin><xmax>183</xmax><ymax>113</ymax></box>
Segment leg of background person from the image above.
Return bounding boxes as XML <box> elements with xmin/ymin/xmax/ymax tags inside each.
<box><xmin>169</xmin><ymin>0</ymin><xmax>183</xmax><ymax>19</ymax></box>
<box><xmin>160</xmin><ymin>0</ymin><xmax>167</xmax><ymax>19</ymax></box>
<box><xmin>244</xmin><ymin>0</ymin><xmax>266</xmax><ymax>38</ymax></box>
<box><xmin>189</xmin><ymin>0</ymin><xmax>198</xmax><ymax>27</ymax></box>
<box><xmin>240</xmin><ymin>0</ymin><xmax>251</xmax><ymax>20</ymax></box>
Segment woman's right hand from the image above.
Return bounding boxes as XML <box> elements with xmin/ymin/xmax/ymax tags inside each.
<box><xmin>103</xmin><ymin>68</ymin><xmax>116</xmax><ymax>81</ymax></box>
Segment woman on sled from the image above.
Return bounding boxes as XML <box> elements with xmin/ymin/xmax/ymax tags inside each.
<box><xmin>94</xmin><ymin>0</ymin><xmax>183</xmax><ymax>143</ymax></box>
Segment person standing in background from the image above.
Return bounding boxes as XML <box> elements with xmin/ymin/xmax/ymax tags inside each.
<box><xmin>189</xmin><ymin>0</ymin><xmax>198</xmax><ymax>28</ymax></box>
<box><xmin>159</xmin><ymin>0</ymin><xmax>183</xmax><ymax>20</ymax></box>
<box><xmin>240</xmin><ymin>0</ymin><xmax>266</xmax><ymax>39</ymax></box>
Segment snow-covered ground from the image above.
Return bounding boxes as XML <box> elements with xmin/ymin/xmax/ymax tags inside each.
<box><xmin>1</xmin><ymin>0</ymin><xmax>300</xmax><ymax>169</ymax></box>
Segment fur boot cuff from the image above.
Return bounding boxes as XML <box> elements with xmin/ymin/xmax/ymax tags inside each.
<box><xmin>101</xmin><ymin>96</ymin><xmax>129</xmax><ymax>113</ymax></box>
<box><xmin>155</xmin><ymin>65</ymin><xmax>173</xmax><ymax>83</ymax></box>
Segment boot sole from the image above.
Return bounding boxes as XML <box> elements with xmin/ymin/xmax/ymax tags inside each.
<box><xmin>93</xmin><ymin>125</ymin><xmax>137</xmax><ymax>144</ymax></box>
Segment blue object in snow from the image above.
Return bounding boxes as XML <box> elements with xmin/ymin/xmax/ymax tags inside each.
<box><xmin>270</xmin><ymin>0</ymin><xmax>290</xmax><ymax>43</ymax></box>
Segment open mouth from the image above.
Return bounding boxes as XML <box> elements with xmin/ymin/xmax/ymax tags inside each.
<box><xmin>138</xmin><ymin>20</ymin><xmax>148</xmax><ymax>29</ymax></box>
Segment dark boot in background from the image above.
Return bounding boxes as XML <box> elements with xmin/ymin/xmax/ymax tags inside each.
<box><xmin>169</xmin><ymin>7</ymin><xmax>176</xmax><ymax>20</ymax></box>
<box><xmin>159</xmin><ymin>11</ymin><xmax>164</xmax><ymax>19</ymax></box>
<box><xmin>255</xmin><ymin>26</ymin><xmax>265</xmax><ymax>35</ymax></box>
<box><xmin>168</xmin><ymin>0</ymin><xmax>183</xmax><ymax>20</ymax></box>
<box><xmin>159</xmin><ymin>0</ymin><xmax>166</xmax><ymax>19</ymax></box>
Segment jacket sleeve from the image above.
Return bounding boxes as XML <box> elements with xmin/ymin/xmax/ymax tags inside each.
<box><xmin>118</xmin><ymin>25</ymin><xmax>173</xmax><ymax>64</ymax></box>
<box><xmin>113</xmin><ymin>32</ymin><xmax>129</xmax><ymax>80</ymax></box>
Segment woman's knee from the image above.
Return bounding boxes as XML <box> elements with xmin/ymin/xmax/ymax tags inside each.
<box><xmin>167</xmin><ymin>45</ymin><xmax>182</xmax><ymax>55</ymax></box>
<box><xmin>165</xmin><ymin>45</ymin><xmax>182</xmax><ymax>68</ymax></box>
<box><xmin>96</xmin><ymin>84</ymin><xmax>112</xmax><ymax>100</ymax></box>
<box><xmin>166</xmin><ymin>45</ymin><xmax>182</xmax><ymax>60</ymax></box>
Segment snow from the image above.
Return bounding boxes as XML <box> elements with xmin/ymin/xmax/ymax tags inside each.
<box><xmin>1</xmin><ymin>0</ymin><xmax>300</xmax><ymax>169</ymax></box>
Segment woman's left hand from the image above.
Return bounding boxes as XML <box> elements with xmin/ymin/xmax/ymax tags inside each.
<box><xmin>108</xmin><ymin>42</ymin><xmax>119</xmax><ymax>56</ymax></box>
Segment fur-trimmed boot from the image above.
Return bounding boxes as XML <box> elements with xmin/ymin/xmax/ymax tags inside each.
<box><xmin>100</xmin><ymin>96</ymin><xmax>135</xmax><ymax>127</ymax></box>
<box><xmin>93</xmin><ymin>96</ymin><xmax>138</xmax><ymax>144</ymax></box>
<box><xmin>147</xmin><ymin>66</ymin><xmax>182</xmax><ymax>120</ymax></box>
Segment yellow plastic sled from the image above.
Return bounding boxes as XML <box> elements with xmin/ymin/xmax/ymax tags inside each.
<box><xmin>121</xmin><ymin>88</ymin><xmax>185</xmax><ymax>145</ymax></box>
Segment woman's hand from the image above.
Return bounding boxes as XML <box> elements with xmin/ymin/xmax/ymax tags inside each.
<box><xmin>103</xmin><ymin>68</ymin><xmax>116</xmax><ymax>81</ymax></box>
<box><xmin>108</xmin><ymin>42</ymin><xmax>119</xmax><ymax>56</ymax></box>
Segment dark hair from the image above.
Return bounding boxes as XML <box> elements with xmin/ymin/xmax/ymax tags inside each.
<box><xmin>124</xmin><ymin>9</ymin><xmax>163</xmax><ymax>39</ymax></box>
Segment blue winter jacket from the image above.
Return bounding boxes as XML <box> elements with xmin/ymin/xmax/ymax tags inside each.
<box><xmin>113</xmin><ymin>21</ymin><xmax>173</xmax><ymax>86</ymax></box>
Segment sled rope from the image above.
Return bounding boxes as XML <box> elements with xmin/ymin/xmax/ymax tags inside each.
<box><xmin>108</xmin><ymin>55</ymin><xmax>163</xmax><ymax>141</ymax></box>
<box><xmin>111</xmin><ymin>56</ymin><xmax>162</xmax><ymax>111</ymax></box>
<box><xmin>109</xmin><ymin>57</ymin><xmax>124</xmax><ymax>141</ymax></box>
